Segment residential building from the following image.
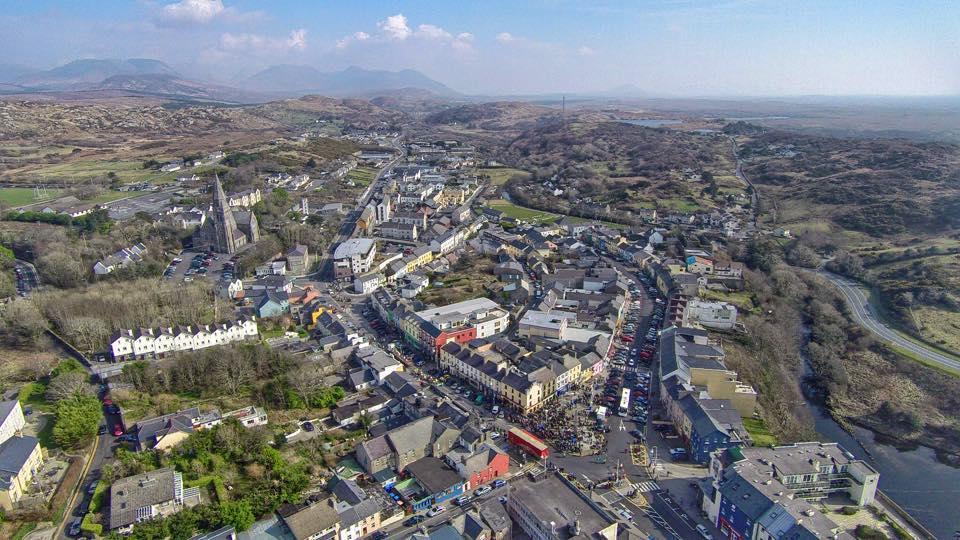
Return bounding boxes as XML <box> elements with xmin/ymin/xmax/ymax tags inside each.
<box><xmin>333</xmin><ymin>238</ymin><xmax>377</xmax><ymax>280</ymax></box>
<box><xmin>287</xmin><ymin>245</ymin><xmax>310</xmax><ymax>274</ymax></box>
<box><xmin>380</xmin><ymin>221</ymin><xmax>419</xmax><ymax>241</ymax></box>
<box><xmin>0</xmin><ymin>400</ymin><xmax>26</xmax><ymax>446</ymax></box>
<box><xmin>686</xmin><ymin>299</ymin><xmax>738</xmax><ymax>330</ymax></box>
<box><xmin>355</xmin><ymin>415</ymin><xmax>461</xmax><ymax>475</ymax></box>
<box><xmin>109</xmin><ymin>468</ymin><xmax>201</xmax><ymax>533</ymax></box>
<box><xmin>0</xmin><ymin>436</ymin><xmax>43</xmax><ymax>511</ymax></box>
<box><xmin>93</xmin><ymin>243</ymin><xmax>148</xmax><ymax>275</ymax></box>
<box><xmin>445</xmin><ymin>442</ymin><xmax>509</xmax><ymax>489</ymax></box>
<box><xmin>702</xmin><ymin>442</ymin><xmax>878</xmax><ymax>540</ymax></box>
<box><xmin>109</xmin><ymin>317</ymin><xmax>258</xmax><ymax>360</ymax></box>
<box><xmin>282</xmin><ymin>498</ymin><xmax>341</xmax><ymax>540</ymax></box>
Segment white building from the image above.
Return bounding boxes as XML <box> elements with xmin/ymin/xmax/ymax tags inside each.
<box><xmin>686</xmin><ymin>299</ymin><xmax>738</xmax><ymax>330</ymax></box>
<box><xmin>0</xmin><ymin>401</ymin><xmax>26</xmax><ymax>446</ymax></box>
<box><xmin>354</xmin><ymin>272</ymin><xmax>385</xmax><ymax>295</ymax></box>
<box><xmin>415</xmin><ymin>298</ymin><xmax>510</xmax><ymax>339</ymax></box>
<box><xmin>109</xmin><ymin>317</ymin><xmax>258</xmax><ymax>360</ymax></box>
<box><xmin>93</xmin><ymin>243</ymin><xmax>148</xmax><ymax>275</ymax></box>
<box><xmin>333</xmin><ymin>238</ymin><xmax>377</xmax><ymax>277</ymax></box>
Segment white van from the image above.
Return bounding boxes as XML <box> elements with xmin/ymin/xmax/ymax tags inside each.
<box><xmin>492</xmin><ymin>405</ymin><xmax>500</xmax><ymax>415</ymax></box>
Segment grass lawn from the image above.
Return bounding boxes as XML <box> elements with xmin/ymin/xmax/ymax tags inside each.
<box><xmin>743</xmin><ymin>417</ymin><xmax>778</xmax><ymax>447</ymax></box>
<box><xmin>20</xmin><ymin>159</ymin><xmax>156</xmax><ymax>184</ymax></box>
<box><xmin>0</xmin><ymin>187</ymin><xmax>61</xmax><ymax>207</ymax></box>
<box><xmin>701</xmin><ymin>289</ymin><xmax>757</xmax><ymax>312</ymax></box>
<box><xmin>479</xmin><ymin>167</ymin><xmax>531</xmax><ymax>186</ymax></box>
<box><xmin>347</xmin><ymin>167</ymin><xmax>377</xmax><ymax>187</ymax></box>
<box><xmin>487</xmin><ymin>199</ymin><xmax>560</xmax><ymax>224</ymax></box>
<box><xmin>659</xmin><ymin>197</ymin><xmax>703</xmax><ymax>213</ymax></box>
<box><xmin>19</xmin><ymin>381</ymin><xmax>52</xmax><ymax>412</ymax></box>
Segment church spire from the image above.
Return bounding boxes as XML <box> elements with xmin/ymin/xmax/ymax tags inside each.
<box><xmin>213</xmin><ymin>173</ymin><xmax>228</xmax><ymax>210</ymax></box>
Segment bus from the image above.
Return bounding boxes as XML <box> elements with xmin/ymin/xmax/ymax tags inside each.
<box><xmin>507</xmin><ymin>427</ymin><xmax>550</xmax><ymax>459</ymax></box>
<box><xmin>619</xmin><ymin>388</ymin><xmax>631</xmax><ymax>415</ymax></box>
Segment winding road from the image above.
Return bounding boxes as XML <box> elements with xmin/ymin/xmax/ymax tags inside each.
<box><xmin>819</xmin><ymin>271</ymin><xmax>960</xmax><ymax>372</ymax></box>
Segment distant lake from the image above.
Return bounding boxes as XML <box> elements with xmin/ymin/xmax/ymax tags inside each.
<box><xmin>619</xmin><ymin>118</ymin><xmax>683</xmax><ymax>127</ymax></box>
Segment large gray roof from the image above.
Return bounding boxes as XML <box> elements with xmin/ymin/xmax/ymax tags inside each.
<box><xmin>110</xmin><ymin>468</ymin><xmax>179</xmax><ymax>529</ymax></box>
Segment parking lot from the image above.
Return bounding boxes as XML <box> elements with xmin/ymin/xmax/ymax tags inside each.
<box><xmin>163</xmin><ymin>250</ymin><xmax>234</xmax><ymax>283</ymax></box>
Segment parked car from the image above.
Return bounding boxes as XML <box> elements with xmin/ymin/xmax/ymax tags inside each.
<box><xmin>302</xmin><ymin>421</ymin><xmax>315</xmax><ymax>432</ymax></box>
<box><xmin>474</xmin><ymin>485</ymin><xmax>492</xmax><ymax>496</ymax></box>
<box><xmin>404</xmin><ymin>515</ymin><xmax>426</xmax><ymax>526</ymax></box>
<box><xmin>427</xmin><ymin>506</ymin><xmax>446</xmax><ymax>517</ymax></box>
<box><xmin>493</xmin><ymin>479</ymin><xmax>506</xmax><ymax>488</ymax></box>
<box><xmin>68</xmin><ymin>519</ymin><xmax>82</xmax><ymax>537</ymax></box>
<box><xmin>112</xmin><ymin>424</ymin><xmax>124</xmax><ymax>436</ymax></box>
<box><xmin>455</xmin><ymin>495</ymin><xmax>472</xmax><ymax>506</ymax></box>
<box><xmin>696</xmin><ymin>524</ymin><xmax>714</xmax><ymax>539</ymax></box>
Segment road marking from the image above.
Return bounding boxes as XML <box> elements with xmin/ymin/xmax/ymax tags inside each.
<box><xmin>632</xmin><ymin>481</ymin><xmax>661</xmax><ymax>493</ymax></box>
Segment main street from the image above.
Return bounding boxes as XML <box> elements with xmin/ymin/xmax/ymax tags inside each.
<box><xmin>819</xmin><ymin>270</ymin><xmax>960</xmax><ymax>372</ymax></box>
<box><xmin>314</xmin><ymin>138</ymin><xmax>405</xmax><ymax>281</ymax></box>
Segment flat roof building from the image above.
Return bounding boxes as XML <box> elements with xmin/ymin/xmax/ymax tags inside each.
<box><xmin>507</xmin><ymin>469</ymin><xmax>617</xmax><ymax>540</ymax></box>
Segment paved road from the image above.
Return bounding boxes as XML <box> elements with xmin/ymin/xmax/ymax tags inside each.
<box><xmin>315</xmin><ymin>138</ymin><xmax>404</xmax><ymax>281</ymax></box>
<box><xmin>819</xmin><ymin>270</ymin><xmax>960</xmax><ymax>372</ymax></box>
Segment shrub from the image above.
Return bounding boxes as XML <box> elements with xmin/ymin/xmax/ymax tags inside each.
<box><xmin>854</xmin><ymin>524</ymin><xmax>886</xmax><ymax>539</ymax></box>
<box><xmin>841</xmin><ymin>506</ymin><xmax>859</xmax><ymax>516</ymax></box>
<box><xmin>80</xmin><ymin>513</ymin><xmax>102</xmax><ymax>536</ymax></box>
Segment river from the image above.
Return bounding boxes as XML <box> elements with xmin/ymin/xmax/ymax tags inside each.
<box><xmin>800</xmin><ymin>359</ymin><xmax>960</xmax><ymax>538</ymax></box>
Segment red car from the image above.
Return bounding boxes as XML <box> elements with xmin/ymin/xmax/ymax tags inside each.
<box><xmin>102</xmin><ymin>398</ymin><xmax>113</xmax><ymax>407</ymax></box>
<box><xmin>112</xmin><ymin>424</ymin><xmax>124</xmax><ymax>436</ymax></box>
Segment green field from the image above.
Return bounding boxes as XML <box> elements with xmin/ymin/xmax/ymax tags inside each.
<box><xmin>347</xmin><ymin>167</ymin><xmax>377</xmax><ymax>186</ymax></box>
<box><xmin>0</xmin><ymin>187</ymin><xmax>61</xmax><ymax>207</ymax></box>
<box><xmin>743</xmin><ymin>417</ymin><xmax>778</xmax><ymax>447</ymax></box>
<box><xmin>488</xmin><ymin>199</ymin><xmax>560</xmax><ymax>223</ymax></box>
<box><xmin>480</xmin><ymin>167</ymin><xmax>532</xmax><ymax>186</ymax></box>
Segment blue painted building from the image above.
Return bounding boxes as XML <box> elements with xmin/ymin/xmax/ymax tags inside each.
<box><xmin>677</xmin><ymin>395</ymin><xmax>746</xmax><ymax>463</ymax></box>
<box><xmin>405</xmin><ymin>457</ymin><xmax>466</xmax><ymax>511</ymax></box>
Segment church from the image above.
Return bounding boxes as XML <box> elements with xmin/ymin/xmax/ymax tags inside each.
<box><xmin>193</xmin><ymin>176</ymin><xmax>260</xmax><ymax>254</ymax></box>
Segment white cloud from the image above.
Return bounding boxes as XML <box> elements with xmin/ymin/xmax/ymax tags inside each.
<box><xmin>416</xmin><ymin>24</ymin><xmax>451</xmax><ymax>40</ymax></box>
<box><xmin>159</xmin><ymin>0</ymin><xmax>224</xmax><ymax>24</ymax></box>
<box><xmin>220</xmin><ymin>28</ymin><xmax>307</xmax><ymax>53</ymax></box>
<box><xmin>577</xmin><ymin>45</ymin><xmax>595</xmax><ymax>56</ymax></box>
<box><xmin>496</xmin><ymin>32</ymin><xmax>516</xmax><ymax>43</ymax></box>
<box><xmin>336</xmin><ymin>31</ymin><xmax>370</xmax><ymax>49</ymax></box>
<box><xmin>378</xmin><ymin>14</ymin><xmax>412</xmax><ymax>40</ymax></box>
<box><xmin>287</xmin><ymin>29</ymin><xmax>307</xmax><ymax>51</ymax></box>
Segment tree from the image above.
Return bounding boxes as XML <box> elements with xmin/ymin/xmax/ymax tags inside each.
<box><xmin>36</xmin><ymin>249</ymin><xmax>85</xmax><ymax>288</ymax></box>
<box><xmin>46</xmin><ymin>371</ymin><xmax>95</xmax><ymax>402</ymax></box>
<box><xmin>287</xmin><ymin>363</ymin><xmax>326</xmax><ymax>407</ymax></box>
<box><xmin>53</xmin><ymin>395</ymin><xmax>103</xmax><ymax>449</ymax></box>
<box><xmin>219</xmin><ymin>500</ymin><xmax>255</xmax><ymax>532</ymax></box>
<box><xmin>0</xmin><ymin>298</ymin><xmax>47</xmax><ymax>347</ymax></box>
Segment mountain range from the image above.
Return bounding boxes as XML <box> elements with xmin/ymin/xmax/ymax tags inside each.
<box><xmin>0</xmin><ymin>57</ymin><xmax>458</xmax><ymax>104</ymax></box>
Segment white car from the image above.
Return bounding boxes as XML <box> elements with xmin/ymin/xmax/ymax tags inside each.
<box><xmin>427</xmin><ymin>506</ymin><xmax>446</xmax><ymax>517</ymax></box>
<box><xmin>696</xmin><ymin>524</ymin><xmax>714</xmax><ymax>539</ymax></box>
<box><xmin>474</xmin><ymin>485</ymin><xmax>492</xmax><ymax>496</ymax></box>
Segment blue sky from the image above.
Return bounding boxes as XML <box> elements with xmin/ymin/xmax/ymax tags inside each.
<box><xmin>1</xmin><ymin>0</ymin><xmax>957</xmax><ymax>95</ymax></box>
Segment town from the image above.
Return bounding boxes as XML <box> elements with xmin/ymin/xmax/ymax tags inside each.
<box><xmin>1</xmin><ymin>125</ymin><xmax>920</xmax><ymax>540</ymax></box>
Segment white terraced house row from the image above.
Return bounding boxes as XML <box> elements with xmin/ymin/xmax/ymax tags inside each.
<box><xmin>109</xmin><ymin>317</ymin><xmax>258</xmax><ymax>360</ymax></box>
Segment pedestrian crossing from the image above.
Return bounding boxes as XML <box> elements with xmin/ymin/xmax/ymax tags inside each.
<box><xmin>632</xmin><ymin>481</ymin><xmax>661</xmax><ymax>493</ymax></box>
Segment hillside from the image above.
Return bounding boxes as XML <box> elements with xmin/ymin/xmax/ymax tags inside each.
<box><xmin>425</xmin><ymin>101</ymin><xmax>555</xmax><ymax>130</ymax></box>
<box><xmin>500</xmin><ymin>119</ymin><xmax>741</xmax><ymax>223</ymax></box>
<box><xmin>736</xmin><ymin>127</ymin><xmax>960</xmax><ymax>239</ymax></box>
<box><xmin>251</xmin><ymin>95</ymin><xmax>407</xmax><ymax>129</ymax></box>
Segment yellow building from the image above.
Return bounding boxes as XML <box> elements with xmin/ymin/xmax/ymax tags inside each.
<box><xmin>0</xmin><ymin>436</ymin><xmax>44</xmax><ymax>511</ymax></box>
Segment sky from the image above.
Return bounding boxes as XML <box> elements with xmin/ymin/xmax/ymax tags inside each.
<box><xmin>1</xmin><ymin>0</ymin><xmax>958</xmax><ymax>96</ymax></box>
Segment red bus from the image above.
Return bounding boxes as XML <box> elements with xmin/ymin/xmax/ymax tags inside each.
<box><xmin>507</xmin><ymin>427</ymin><xmax>550</xmax><ymax>459</ymax></box>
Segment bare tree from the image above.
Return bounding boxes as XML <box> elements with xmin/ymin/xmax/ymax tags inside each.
<box><xmin>46</xmin><ymin>371</ymin><xmax>95</xmax><ymax>402</ymax></box>
<box><xmin>287</xmin><ymin>363</ymin><xmax>326</xmax><ymax>406</ymax></box>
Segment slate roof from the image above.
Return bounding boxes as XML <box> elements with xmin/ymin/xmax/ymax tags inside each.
<box><xmin>406</xmin><ymin>456</ymin><xmax>463</xmax><ymax>494</ymax></box>
<box><xmin>0</xmin><ymin>436</ymin><xmax>39</xmax><ymax>486</ymax></box>
<box><xmin>110</xmin><ymin>468</ymin><xmax>179</xmax><ymax>529</ymax></box>
<box><xmin>283</xmin><ymin>498</ymin><xmax>340</xmax><ymax>540</ymax></box>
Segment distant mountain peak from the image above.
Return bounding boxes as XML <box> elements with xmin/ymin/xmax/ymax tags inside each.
<box><xmin>245</xmin><ymin>65</ymin><xmax>458</xmax><ymax>97</ymax></box>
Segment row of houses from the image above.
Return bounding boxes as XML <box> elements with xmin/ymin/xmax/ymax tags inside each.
<box><xmin>109</xmin><ymin>316</ymin><xmax>259</xmax><ymax>360</ymax></box>
<box><xmin>93</xmin><ymin>242</ymin><xmax>148</xmax><ymax>275</ymax></box>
